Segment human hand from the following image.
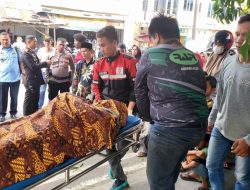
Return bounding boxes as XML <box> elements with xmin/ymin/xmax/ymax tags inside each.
<box><xmin>127</xmin><ymin>109</ymin><xmax>133</xmax><ymax>115</ymax></box>
<box><xmin>94</xmin><ymin>98</ymin><xmax>101</xmax><ymax>103</ymax></box>
<box><xmin>231</xmin><ymin>138</ymin><xmax>250</xmax><ymax>157</ymax></box>
<box><xmin>196</xmin><ymin>150</ymin><xmax>206</xmax><ymax>159</ymax></box>
<box><xmin>46</xmin><ymin>60</ymin><xmax>52</xmax><ymax>66</ymax></box>
<box><xmin>206</xmin><ymin>122</ymin><xmax>214</xmax><ymax>134</ymax></box>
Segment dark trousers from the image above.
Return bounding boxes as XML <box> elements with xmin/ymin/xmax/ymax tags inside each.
<box><xmin>23</xmin><ymin>85</ymin><xmax>40</xmax><ymax>116</ymax></box>
<box><xmin>106</xmin><ymin>140</ymin><xmax>130</xmax><ymax>181</ymax></box>
<box><xmin>48</xmin><ymin>81</ymin><xmax>70</xmax><ymax>101</ymax></box>
<box><xmin>147</xmin><ymin>124</ymin><xmax>205</xmax><ymax>190</ymax></box>
<box><xmin>0</xmin><ymin>81</ymin><xmax>20</xmax><ymax>116</ymax></box>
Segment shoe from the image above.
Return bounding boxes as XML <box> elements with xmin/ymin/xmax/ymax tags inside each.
<box><xmin>10</xmin><ymin>115</ymin><xmax>17</xmax><ymax>119</ymax></box>
<box><xmin>0</xmin><ymin>116</ymin><xmax>5</xmax><ymax>122</ymax></box>
<box><xmin>110</xmin><ymin>179</ymin><xmax>129</xmax><ymax>190</ymax></box>
<box><xmin>108</xmin><ymin>168</ymin><xmax>115</xmax><ymax>179</ymax></box>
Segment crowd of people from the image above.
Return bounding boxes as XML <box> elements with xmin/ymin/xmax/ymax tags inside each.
<box><xmin>0</xmin><ymin>13</ymin><xmax>250</xmax><ymax>190</ymax></box>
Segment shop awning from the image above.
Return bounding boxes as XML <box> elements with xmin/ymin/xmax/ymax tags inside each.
<box><xmin>0</xmin><ymin>7</ymin><xmax>56</xmax><ymax>27</ymax></box>
<box><xmin>49</xmin><ymin>14</ymin><xmax>107</xmax><ymax>31</ymax></box>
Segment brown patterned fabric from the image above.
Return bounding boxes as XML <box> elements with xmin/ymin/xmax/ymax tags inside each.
<box><xmin>0</xmin><ymin>93</ymin><xmax>127</xmax><ymax>188</ymax></box>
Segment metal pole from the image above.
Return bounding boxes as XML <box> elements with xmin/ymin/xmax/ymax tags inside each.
<box><xmin>143</xmin><ymin>0</ymin><xmax>148</xmax><ymax>21</ymax></box>
<box><xmin>65</xmin><ymin>169</ymin><xmax>70</xmax><ymax>183</ymax></box>
<box><xmin>53</xmin><ymin>27</ymin><xmax>56</xmax><ymax>47</ymax></box>
<box><xmin>192</xmin><ymin>0</ymin><xmax>199</xmax><ymax>40</ymax></box>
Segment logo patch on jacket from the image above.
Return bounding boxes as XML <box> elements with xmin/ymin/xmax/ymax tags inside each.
<box><xmin>116</xmin><ymin>67</ymin><xmax>124</xmax><ymax>75</ymax></box>
<box><xmin>169</xmin><ymin>49</ymin><xmax>198</xmax><ymax>65</ymax></box>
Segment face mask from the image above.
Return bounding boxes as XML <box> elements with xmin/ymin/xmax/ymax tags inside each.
<box><xmin>213</xmin><ymin>46</ymin><xmax>224</xmax><ymax>55</ymax></box>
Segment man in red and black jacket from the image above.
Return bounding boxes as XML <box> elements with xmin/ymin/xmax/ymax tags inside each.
<box><xmin>92</xmin><ymin>26</ymin><xmax>137</xmax><ymax>190</ymax></box>
<box><xmin>93</xmin><ymin>26</ymin><xmax>137</xmax><ymax>115</ymax></box>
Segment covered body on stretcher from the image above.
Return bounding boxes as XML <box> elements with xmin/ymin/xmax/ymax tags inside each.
<box><xmin>0</xmin><ymin>93</ymin><xmax>131</xmax><ymax>189</ymax></box>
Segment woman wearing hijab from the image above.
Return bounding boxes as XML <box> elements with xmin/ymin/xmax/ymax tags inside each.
<box><xmin>204</xmin><ymin>30</ymin><xmax>235</xmax><ymax>81</ymax></box>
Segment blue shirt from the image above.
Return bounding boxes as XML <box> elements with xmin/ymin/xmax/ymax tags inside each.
<box><xmin>0</xmin><ymin>45</ymin><xmax>21</xmax><ymax>82</ymax></box>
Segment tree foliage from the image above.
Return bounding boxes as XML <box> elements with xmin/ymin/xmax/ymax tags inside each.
<box><xmin>213</xmin><ymin>0</ymin><xmax>250</xmax><ymax>24</ymax></box>
<box><xmin>240</xmin><ymin>29</ymin><xmax>250</xmax><ymax>62</ymax></box>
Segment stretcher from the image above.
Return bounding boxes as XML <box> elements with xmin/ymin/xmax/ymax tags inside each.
<box><xmin>3</xmin><ymin>115</ymin><xmax>142</xmax><ymax>190</ymax></box>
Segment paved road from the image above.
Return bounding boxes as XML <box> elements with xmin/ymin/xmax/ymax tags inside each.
<box><xmin>31</xmin><ymin>150</ymin><xmax>203</xmax><ymax>190</ymax></box>
<box><xmin>5</xmin><ymin>85</ymin><xmax>235</xmax><ymax>190</ymax></box>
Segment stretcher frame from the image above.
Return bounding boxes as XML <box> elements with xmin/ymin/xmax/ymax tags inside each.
<box><xmin>19</xmin><ymin>120</ymin><xmax>143</xmax><ymax>190</ymax></box>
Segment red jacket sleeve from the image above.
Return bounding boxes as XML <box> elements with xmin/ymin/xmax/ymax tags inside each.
<box><xmin>92</xmin><ymin>61</ymin><xmax>101</xmax><ymax>101</ymax></box>
<box><xmin>127</xmin><ymin>58</ymin><xmax>137</xmax><ymax>102</ymax></box>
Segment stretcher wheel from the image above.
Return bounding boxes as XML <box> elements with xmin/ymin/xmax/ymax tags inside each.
<box><xmin>132</xmin><ymin>143</ymin><xmax>140</xmax><ymax>153</ymax></box>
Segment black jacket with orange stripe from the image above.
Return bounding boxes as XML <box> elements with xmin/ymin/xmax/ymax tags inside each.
<box><xmin>92</xmin><ymin>52</ymin><xmax>137</xmax><ymax>104</ymax></box>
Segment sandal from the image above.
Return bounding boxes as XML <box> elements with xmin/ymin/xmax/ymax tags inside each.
<box><xmin>136</xmin><ymin>151</ymin><xmax>147</xmax><ymax>157</ymax></box>
<box><xmin>180</xmin><ymin>173</ymin><xmax>202</xmax><ymax>183</ymax></box>
<box><xmin>180</xmin><ymin>165</ymin><xmax>189</xmax><ymax>173</ymax></box>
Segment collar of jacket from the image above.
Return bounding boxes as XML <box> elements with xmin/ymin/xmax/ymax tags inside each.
<box><xmin>107</xmin><ymin>51</ymin><xmax>120</xmax><ymax>63</ymax></box>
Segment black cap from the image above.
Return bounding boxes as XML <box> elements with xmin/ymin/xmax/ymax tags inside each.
<box><xmin>81</xmin><ymin>42</ymin><xmax>92</xmax><ymax>50</ymax></box>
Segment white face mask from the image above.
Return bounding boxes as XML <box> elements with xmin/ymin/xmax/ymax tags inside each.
<box><xmin>213</xmin><ymin>46</ymin><xmax>224</xmax><ymax>55</ymax></box>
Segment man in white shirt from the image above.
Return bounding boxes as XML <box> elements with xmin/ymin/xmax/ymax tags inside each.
<box><xmin>37</xmin><ymin>36</ymin><xmax>55</xmax><ymax>108</ymax></box>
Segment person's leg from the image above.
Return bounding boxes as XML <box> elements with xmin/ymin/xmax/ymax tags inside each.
<box><xmin>180</xmin><ymin>171</ymin><xmax>201</xmax><ymax>183</ymax></box>
<box><xmin>9</xmin><ymin>80</ymin><xmax>20</xmax><ymax>116</ymax></box>
<box><xmin>206</xmin><ymin>127</ymin><xmax>232</xmax><ymax>190</ymax></box>
<box><xmin>137</xmin><ymin>135</ymin><xmax>148</xmax><ymax>156</ymax></box>
<box><xmin>147</xmin><ymin>124</ymin><xmax>205</xmax><ymax>190</ymax></box>
<box><xmin>33</xmin><ymin>86</ymin><xmax>40</xmax><ymax>113</ymax></box>
<box><xmin>107</xmin><ymin>140</ymin><xmax>130</xmax><ymax>190</ymax></box>
<box><xmin>234</xmin><ymin>154</ymin><xmax>250</xmax><ymax>190</ymax></box>
<box><xmin>137</xmin><ymin>122</ymin><xmax>150</xmax><ymax>157</ymax></box>
<box><xmin>182</xmin><ymin>160</ymin><xmax>199</xmax><ymax>170</ymax></box>
<box><xmin>38</xmin><ymin>84</ymin><xmax>47</xmax><ymax>108</ymax></box>
<box><xmin>107</xmin><ymin>140</ymin><xmax>130</xmax><ymax>181</ymax></box>
<box><xmin>23</xmin><ymin>86</ymin><xmax>40</xmax><ymax>116</ymax></box>
<box><xmin>48</xmin><ymin>82</ymin><xmax>59</xmax><ymax>101</ymax></box>
<box><xmin>59</xmin><ymin>81</ymin><xmax>70</xmax><ymax>93</ymax></box>
<box><xmin>192</xmin><ymin>164</ymin><xmax>209</xmax><ymax>187</ymax></box>
<box><xmin>0</xmin><ymin>82</ymin><xmax>9</xmax><ymax>119</ymax></box>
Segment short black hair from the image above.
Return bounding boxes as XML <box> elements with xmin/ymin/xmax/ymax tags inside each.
<box><xmin>81</xmin><ymin>42</ymin><xmax>92</xmax><ymax>50</ymax></box>
<box><xmin>206</xmin><ymin>76</ymin><xmax>217</xmax><ymax>89</ymax></box>
<box><xmin>25</xmin><ymin>35</ymin><xmax>36</xmax><ymax>42</ymax></box>
<box><xmin>73</xmin><ymin>33</ymin><xmax>86</xmax><ymax>43</ymax></box>
<box><xmin>96</xmin><ymin>25</ymin><xmax>118</xmax><ymax>42</ymax></box>
<box><xmin>148</xmin><ymin>14</ymin><xmax>180</xmax><ymax>40</ymax></box>
<box><xmin>238</xmin><ymin>14</ymin><xmax>250</xmax><ymax>24</ymax></box>
<box><xmin>118</xmin><ymin>43</ymin><xmax>126</xmax><ymax>50</ymax></box>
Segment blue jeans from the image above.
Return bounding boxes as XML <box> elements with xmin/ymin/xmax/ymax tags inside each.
<box><xmin>147</xmin><ymin>123</ymin><xmax>206</xmax><ymax>190</ymax></box>
<box><xmin>38</xmin><ymin>84</ymin><xmax>47</xmax><ymax>108</ymax></box>
<box><xmin>0</xmin><ymin>81</ymin><xmax>20</xmax><ymax>116</ymax></box>
<box><xmin>193</xmin><ymin>163</ymin><xmax>208</xmax><ymax>177</ymax></box>
<box><xmin>206</xmin><ymin>127</ymin><xmax>250</xmax><ymax>190</ymax></box>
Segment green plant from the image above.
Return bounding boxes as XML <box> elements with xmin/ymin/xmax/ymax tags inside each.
<box><xmin>213</xmin><ymin>0</ymin><xmax>250</xmax><ymax>24</ymax></box>
<box><xmin>240</xmin><ymin>28</ymin><xmax>250</xmax><ymax>63</ymax></box>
